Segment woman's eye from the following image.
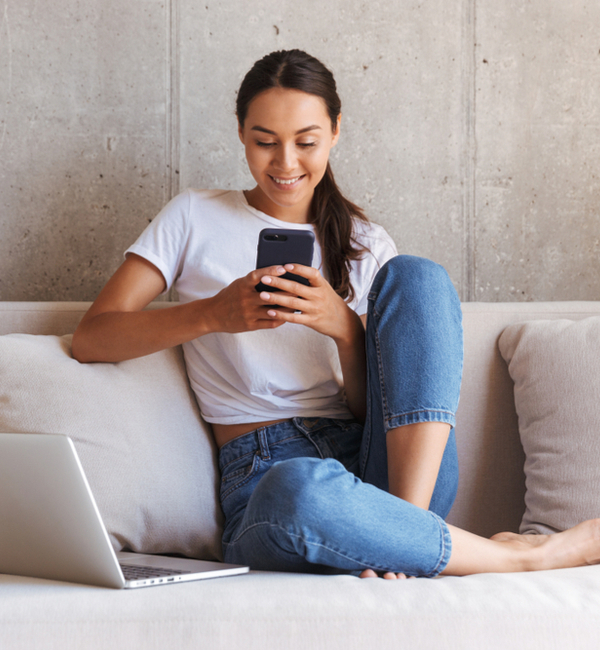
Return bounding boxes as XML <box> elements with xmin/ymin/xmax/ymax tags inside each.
<box><xmin>298</xmin><ymin>142</ymin><xmax>317</xmax><ymax>148</ymax></box>
<box><xmin>256</xmin><ymin>141</ymin><xmax>276</xmax><ymax>147</ymax></box>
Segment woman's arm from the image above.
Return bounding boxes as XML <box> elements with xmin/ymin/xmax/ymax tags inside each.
<box><xmin>72</xmin><ymin>255</ymin><xmax>209</xmax><ymax>362</ymax></box>
<box><xmin>72</xmin><ymin>254</ymin><xmax>289</xmax><ymax>363</ymax></box>
<box><xmin>334</xmin><ymin>310</ymin><xmax>367</xmax><ymax>422</ymax></box>
<box><xmin>256</xmin><ymin>264</ymin><xmax>367</xmax><ymax>422</ymax></box>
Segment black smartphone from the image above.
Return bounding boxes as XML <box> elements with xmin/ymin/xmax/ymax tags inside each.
<box><xmin>255</xmin><ymin>228</ymin><xmax>315</xmax><ymax>293</ymax></box>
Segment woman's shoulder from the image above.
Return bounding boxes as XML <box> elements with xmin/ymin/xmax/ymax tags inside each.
<box><xmin>184</xmin><ymin>188</ymin><xmax>240</xmax><ymax>208</ymax></box>
<box><xmin>351</xmin><ymin>217</ymin><xmax>398</xmax><ymax>259</ymax></box>
<box><xmin>156</xmin><ymin>188</ymin><xmax>245</xmax><ymax>224</ymax></box>
<box><xmin>352</xmin><ymin>217</ymin><xmax>390</xmax><ymax>239</ymax></box>
<box><xmin>143</xmin><ymin>189</ymin><xmax>244</xmax><ymax>239</ymax></box>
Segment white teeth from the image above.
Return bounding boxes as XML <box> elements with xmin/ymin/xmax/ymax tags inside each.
<box><xmin>273</xmin><ymin>176</ymin><xmax>301</xmax><ymax>185</ymax></box>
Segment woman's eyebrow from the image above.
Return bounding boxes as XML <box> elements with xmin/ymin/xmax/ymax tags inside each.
<box><xmin>250</xmin><ymin>125</ymin><xmax>322</xmax><ymax>135</ymax></box>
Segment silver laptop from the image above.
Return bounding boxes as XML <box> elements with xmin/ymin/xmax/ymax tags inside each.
<box><xmin>0</xmin><ymin>433</ymin><xmax>248</xmax><ymax>588</ymax></box>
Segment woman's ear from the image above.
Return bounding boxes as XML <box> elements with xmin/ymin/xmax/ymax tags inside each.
<box><xmin>332</xmin><ymin>114</ymin><xmax>341</xmax><ymax>147</ymax></box>
<box><xmin>238</xmin><ymin>121</ymin><xmax>245</xmax><ymax>144</ymax></box>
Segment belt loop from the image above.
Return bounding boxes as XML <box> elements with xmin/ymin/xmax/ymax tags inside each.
<box><xmin>257</xmin><ymin>427</ymin><xmax>271</xmax><ymax>461</ymax></box>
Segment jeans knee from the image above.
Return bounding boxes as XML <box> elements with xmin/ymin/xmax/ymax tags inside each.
<box><xmin>370</xmin><ymin>255</ymin><xmax>460</xmax><ymax>322</ymax></box>
<box><xmin>252</xmin><ymin>457</ymin><xmax>348</xmax><ymax>523</ymax></box>
<box><xmin>374</xmin><ymin>255</ymin><xmax>453</xmax><ymax>296</ymax></box>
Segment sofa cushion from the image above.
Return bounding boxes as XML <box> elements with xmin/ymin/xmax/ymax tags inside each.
<box><xmin>3</xmin><ymin>567</ymin><xmax>600</xmax><ymax>650</ymax></box>
<box><xmin>0</xmin><ymin>333</ymin><xmax>223</xmax><ymax>560</ymax></box>
<box><xmin>499</xmin><ymin>318</ymin><xmax>600</xmax><ymax>534</ymax></box>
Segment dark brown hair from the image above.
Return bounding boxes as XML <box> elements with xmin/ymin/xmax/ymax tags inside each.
<box><xmin>236</xmin><ymin>49</ymin><xmax>369</xmax><ymax>302</ymax></box>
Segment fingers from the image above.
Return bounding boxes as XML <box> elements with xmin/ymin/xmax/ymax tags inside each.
<box><xmin>254</xmin><ymin>263</ymin><xmax>317</xmax><ymax>280</ymax></box>
<box><xmin>259</xmin><ymin>293</ymin><xmax>320</xmax><ymax>327</ymax></box>
<box><xmin>259</xmin><ymin>290</ymin><xmax>306</xmax><ymax>318</ymax></box>
<box><xmin>282</xmin><ymin>263</ymin><xmax>322</xmax><ymax>284</ymax></box>
<box><xmin>257</xmin><ymin>264</ymin><xmax>322</xmax><ymax>296</ymax></box>
<box><xmin>251</xmin><ymin>264</ymin><xmax>287</xmax><ymax>286</ymax></box>
<box><xmin>256</xmin><ymin>265</ymin><xmax>318</xmax><ymax>320</ymax></box>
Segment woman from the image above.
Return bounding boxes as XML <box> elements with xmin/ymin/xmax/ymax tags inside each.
<box><xmin>73</xmin><ymin>49</ymin><xmax>600</xmax><ymax>579</ymax></box>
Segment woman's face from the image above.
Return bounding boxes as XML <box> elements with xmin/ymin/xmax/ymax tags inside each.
<box><xmin>239</xmin><ymin>87</ymin><xmax>340</xmax><ymax>223</ymax></box>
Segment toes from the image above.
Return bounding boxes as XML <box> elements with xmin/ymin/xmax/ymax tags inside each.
<box><xmin>360</xmin><ymin>569</ymin><xmax>416</xmax><ymax>580</ymax></box>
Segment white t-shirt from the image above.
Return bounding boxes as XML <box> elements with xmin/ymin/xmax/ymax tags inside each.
<box><xmin>126</xmin><ymin>189</ymin><xmax>397</xmax><ymax>425</ymax></box>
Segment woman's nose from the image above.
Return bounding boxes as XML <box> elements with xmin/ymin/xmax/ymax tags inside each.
<box><xmin>274</xmin><ymin>144</ymin><xmax>296</xmax><ymax>172</ymax></box>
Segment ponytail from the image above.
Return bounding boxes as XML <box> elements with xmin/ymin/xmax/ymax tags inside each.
<box><xmin>311</xmin><ymin>163</ymin><xmax>369</xmax><ymax>302</ymax></box>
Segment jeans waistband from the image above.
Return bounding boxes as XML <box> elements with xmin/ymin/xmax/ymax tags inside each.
<box><xmin>218</xmin><ymin>417</ymin><xmax>356</xmax><ymax>471</ymax></box>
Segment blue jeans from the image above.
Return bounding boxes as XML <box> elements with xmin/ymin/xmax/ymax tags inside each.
<box><xmin>218</xmin><ymin>256</ymin><xmax>463</xmax><ymax>577</ymax></box>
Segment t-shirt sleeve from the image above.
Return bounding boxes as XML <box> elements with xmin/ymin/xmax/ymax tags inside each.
<box><xmin>125</xmin><ymin>190</ymin><xmax>191</xmax><ymax>293</ymax></box>
<box><xmin>351</xmin><ymin>225</ymin><xmax>398</xmax><ymax>316</ymax></box>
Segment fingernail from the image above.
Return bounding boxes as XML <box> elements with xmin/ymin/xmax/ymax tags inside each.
<box><xmin>284</xmin><ymin>264</ymin><xmax>294</xmax><ymax>270</ymax></box>
<box><xmin>260</xmin><ymin>292</ymin><xmax>270</xmax><ymax>300</ymax></box>
<box><xmin>267</xmin><ymin>310</ymin><xmax>277</xmax><ymax>317</ymax></box>
<box><xmin>261</xmin><ymin>276</ymin><xmax>272</xmax><ymax>284</ymax></box>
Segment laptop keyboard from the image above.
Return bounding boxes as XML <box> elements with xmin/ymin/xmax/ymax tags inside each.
<box><xmin>120</xmin><ymin>564</ymin><xmax>192</xmax><ymax>581</ymax></box>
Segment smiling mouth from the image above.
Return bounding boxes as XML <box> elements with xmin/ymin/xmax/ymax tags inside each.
<box><xmin>270</xmin><ymin>175</ymin><xmax>305</xmax><ymax>186</ymax></box>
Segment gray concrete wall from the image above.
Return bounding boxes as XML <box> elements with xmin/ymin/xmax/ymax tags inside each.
<box><xmin>1</xmin><ymin>0</ymin><xmax>598</xmax><ymax>302</ymax></box>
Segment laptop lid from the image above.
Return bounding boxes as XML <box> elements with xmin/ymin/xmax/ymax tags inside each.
<box><xmin>0</xmin><ymin>433</ymin><xmax>248</xmax><ymax>588</ymax></box>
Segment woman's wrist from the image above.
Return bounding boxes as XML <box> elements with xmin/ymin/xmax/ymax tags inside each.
<box><xmin>186</xmin><ymin>296</ymin><xmax>220</xmax><ymax>338</ymax></box>
<box><xmin>332</xmin><ymin>305</ymin><xmax>365</xmax><ymax>350</ymax></box>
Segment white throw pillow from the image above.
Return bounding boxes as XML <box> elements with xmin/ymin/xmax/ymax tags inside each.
<box><xmin>499</xmin><ymin>317</ymin><xmax>600</xmax><ymax>534</ymax></box>
<box><xmin>0</xmin><ymin>333</ymin><xmax>223</xmax><ymax>560</ymax></box>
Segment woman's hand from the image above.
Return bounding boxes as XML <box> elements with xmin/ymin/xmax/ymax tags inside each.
<box><xmin>255</xmin><ymin>264</ymin><xmax>356</xmax><ymax>344</ymax></box>
<box><xmin>204</xmin><ymin>264</ymin><xmax>296</xmax><ymax>334</ymax></box>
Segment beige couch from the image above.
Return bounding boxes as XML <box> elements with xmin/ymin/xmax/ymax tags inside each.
<box><xmin>1</xmin><ymin>300</ymin><xmax>600</xmax><ymax>650</ymax></box>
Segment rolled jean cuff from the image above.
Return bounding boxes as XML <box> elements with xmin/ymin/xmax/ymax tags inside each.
<box><xmin>427</xmin><ymin>513</ymin><xmax>453</xmax><ymax>577</ymax></box>
<box><xmin>385</xmin><ymin>409</ymin><xmax>457</xmax><ymax>431</ymax></box>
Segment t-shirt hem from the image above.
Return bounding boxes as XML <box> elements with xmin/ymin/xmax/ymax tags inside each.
<box><xmin>202</xmin><ymin>409</ymin><xmax>354</xmax><ymax>425</ymax></box>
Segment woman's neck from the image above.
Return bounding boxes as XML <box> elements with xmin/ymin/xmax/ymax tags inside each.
<box><xmin>244</xmin><ymin>187</ymin><xmax>311</xmax><ymax>224</ymax></box>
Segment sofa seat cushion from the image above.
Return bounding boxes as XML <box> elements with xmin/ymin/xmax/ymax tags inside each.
<box><xmin>499</xmin><ymin>317</ymin><xmax>600</xmax><ymax>534</ymax></box>
<box><xmin>2</xmin><ymin>567</ymin><xmax>600</xmax><ymax>650</ymax></box>
<box><xmin>0</xmin><ymin>333</ymin><xmax>222</xmax><ymax>560</ymax></box>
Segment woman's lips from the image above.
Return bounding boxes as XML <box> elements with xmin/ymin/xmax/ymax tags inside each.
<box><xmin>269</xmin><ymin>174</ymin><xmax>305</xmax><ymax>189</ymax></box>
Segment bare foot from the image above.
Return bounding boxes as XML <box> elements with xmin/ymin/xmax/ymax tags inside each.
<box><xmin>490</xmin><ymin>531</ymin><xmax>546</xmax><ymax>545</ymax></box>
<box><xmin>490</xmin><ymin>519</ymin><xmax>600</xmax><ymax>572</ymax></box>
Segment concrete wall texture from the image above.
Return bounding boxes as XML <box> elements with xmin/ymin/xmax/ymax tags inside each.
<box><xmin>0</xmin><ymin>0</ymin><xmax>598</xmax><ymax>302</ymax></box>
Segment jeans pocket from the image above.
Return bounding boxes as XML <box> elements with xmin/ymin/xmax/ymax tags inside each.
<box><xmin>299</xmin><ymin>419</ymin><xmax>362</xmax><ymax>473</ymax></box>
<box><xmin>220</xmin><ymin>451</ymin><xmax>263</xmax><ymax>504</ymax></box>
